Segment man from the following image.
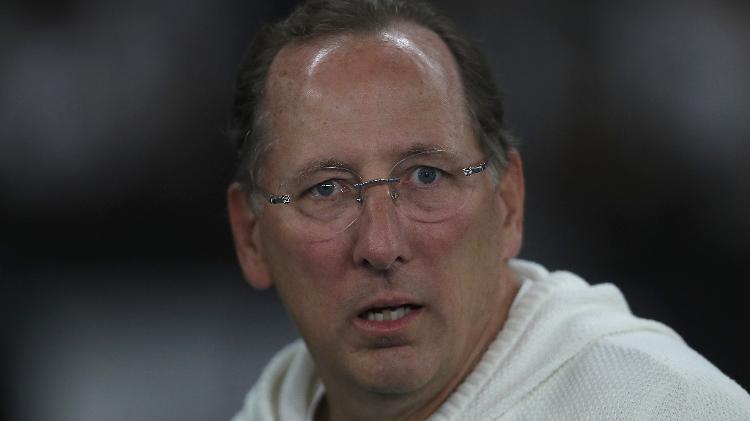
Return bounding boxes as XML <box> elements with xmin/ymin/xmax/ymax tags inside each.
<box><xmin>226</xmin><ymin>1</ymin><xmax>750</xmax><ymax>420</ymax></box>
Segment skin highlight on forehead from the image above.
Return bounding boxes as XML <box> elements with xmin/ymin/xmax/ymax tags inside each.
<box><xmin>271</xmin><ymin>22</ymin><xmax>459</xmax><ymax>100</ymax></box>
<box><xmin>261</xmin><ymin>21</ymin><xmax>474</xmax><ymax>181</ymax></box>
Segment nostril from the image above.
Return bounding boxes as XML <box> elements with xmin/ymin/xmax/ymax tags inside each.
<box><xmin>360</xmin><ymin>257</ymin><xmax>399</xmax><ymax>273</ymax></box>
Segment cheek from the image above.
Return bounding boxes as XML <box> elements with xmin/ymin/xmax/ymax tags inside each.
<box><xmin>409</xmin><ymin>197</ymin><xmax>506</xmax><ymax>310</ymax></box>
<box><xmin>412</xmin><ymin>200</ymin><xmax>502</xmax><ymax>272</ymax></box>
<box><xmin>411</xmin><ymin>217</ymin><xmax>471</xmax><ymax>268</ymax></box>
<box><xmin>408</xmin><ymin>214</ymin><xmax>475</xmax><ymax>311</ymax></box>
<box><xmin>260</xmin><ymin>219</ymin><xmax>352</xmax><ymax>312</ymax></box>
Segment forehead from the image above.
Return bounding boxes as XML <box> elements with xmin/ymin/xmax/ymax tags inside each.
<box><xmin>271</xmin><ymin>21</ymin><xmax>457</xmax><ymax>92</ymax></box>
<box><xmin>261</xmin><ymin>22</ymin><xmax>477</xmax><ymax>182</ymax></box>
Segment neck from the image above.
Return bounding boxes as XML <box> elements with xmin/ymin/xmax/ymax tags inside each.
<box><xmin>317</xmin><ymin>269</ymin><xmax>521</xmax><ymax>421</ymax></box>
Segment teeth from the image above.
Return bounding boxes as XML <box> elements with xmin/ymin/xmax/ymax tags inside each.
<box><xmin>391</xmin><ymin>309</ymin><xmax>399</xmax><ymax>320</ymax></box>
<box><xmin>365</xmin><ymin>305</ymin><xmax>414</xmax><ymax>322</ymax></box>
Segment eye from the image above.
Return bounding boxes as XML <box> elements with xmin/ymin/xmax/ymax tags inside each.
<box><xmin>411</xmin><ymin>166</ymin><xmax>441</xmax><ymax>185</ymax></box>
<box><xmin>314</xmin><ymin>181</ymin><xmax>336</xmax><ymax>197</ymax></box>
<box><xmin>306</xmin><ymin>179</ymin><xmax>349</xmax><ymax>199</ymax></box>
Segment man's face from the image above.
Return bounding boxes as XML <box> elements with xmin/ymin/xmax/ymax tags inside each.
<box><xmin>230</xmin><ymin>23</ymin><xmax>524</xmax><ymax>404</ymax></box>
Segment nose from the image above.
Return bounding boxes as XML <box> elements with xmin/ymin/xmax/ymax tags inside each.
<box><xmin>351</xmin><ymin>184</ymin><xmax>411</xmax><ymax>272</ymax></box>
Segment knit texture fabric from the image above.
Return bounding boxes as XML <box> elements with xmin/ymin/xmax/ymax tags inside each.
<box><xmin>231</xmin><ymin>260</ymin><xmax>750</xmax><ymax>420</ymax></box>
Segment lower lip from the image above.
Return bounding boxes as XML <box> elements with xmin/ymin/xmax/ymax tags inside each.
<box><xmin>352</xmin><ymin>307</ymin><xmax>424</xmax><ymax>333</ymax></box>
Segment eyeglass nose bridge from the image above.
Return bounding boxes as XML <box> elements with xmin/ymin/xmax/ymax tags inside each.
<box><xmin>353</xmin><ymin>177</ymin><xmax>401</xmax><ymax>203</ymax></box>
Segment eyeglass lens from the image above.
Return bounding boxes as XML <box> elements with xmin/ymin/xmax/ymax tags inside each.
<box><xmin>274</xmin><ymin>151</ymin><xmax>485</xmax><ymax>240</ymax></box>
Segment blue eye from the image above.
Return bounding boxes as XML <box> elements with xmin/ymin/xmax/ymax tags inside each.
<box><xmin>313</xmin><ymin>181</ymin><xmax>337</xmax><ymax>197</ymax></box>
<box><xmin>414</xmin><ymin>166</ymin><xmax>439</xmax><ymax>185</ymax></box>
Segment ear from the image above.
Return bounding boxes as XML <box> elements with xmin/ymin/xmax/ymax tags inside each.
<box><xmin>496</xmin><ymin>150</ymin><xmax>525</xmax><ymax>259</ymax></box>
<box><xmin>227</xmin><ymin>182</ymin><xmax>273</xmax><ymax>289</ymax></box>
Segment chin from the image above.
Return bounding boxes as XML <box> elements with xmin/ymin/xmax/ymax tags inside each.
<box><xmin>352</xmin><ymin>347</ymin><xmax>437</xmax><ymax>395</ymax></box>
<box><xmin>361</xmin><ymin>374</ymin><xmax>427</xmax><ymax>395</ymax></box>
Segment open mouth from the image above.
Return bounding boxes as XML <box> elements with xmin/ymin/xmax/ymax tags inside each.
<box><xmin>358</xmin><ymin>304</ymin><xmax>422</xmax><ymax>322</ymax></box>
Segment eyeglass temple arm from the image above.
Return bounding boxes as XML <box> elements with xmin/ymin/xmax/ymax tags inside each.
<box><xmin>268</xmin><ymin>194</ymin><xmax>291</xmax><ymax>204</ymax></box>
<box><xmin>463</xmin><ymin>163</ymin><xmax>487</xmax><ymax>176</ymax></box>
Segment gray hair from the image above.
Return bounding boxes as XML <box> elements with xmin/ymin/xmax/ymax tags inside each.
<box><xmin>227</xmin><ymin>0</ymin><xmax>518</xmax><ymax>211</ymax></box>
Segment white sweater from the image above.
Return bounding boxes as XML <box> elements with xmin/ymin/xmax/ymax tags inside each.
<box><xmin>232</xmin><ymin>260</ymin><xmax>750</xmax><ymax>420</ymax></box>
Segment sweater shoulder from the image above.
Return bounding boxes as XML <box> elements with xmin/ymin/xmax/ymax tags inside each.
<box><xmin>500</xmin><ymin>330</ymin><xmax>750</xmax><ymax>420</ymax></box>
<box><xmin>568</xmin><ymin>330</ymin><xmax>750</xmax><ymax>420</ymax></box>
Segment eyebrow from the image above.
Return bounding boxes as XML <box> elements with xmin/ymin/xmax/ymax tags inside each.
<box><xmin>286</xmin><ymin>142</ymin><xmax>451</xmax><ymax>183</ymax></box>
<box><xmin>396</xmin><ymin>143</ymin><xmax>449</xmax><ymax>161</ymax></box>
<box><xmin>289</xmin><ymin>158</ymin><xmax>348</xmax><ymax>184</ymax></box>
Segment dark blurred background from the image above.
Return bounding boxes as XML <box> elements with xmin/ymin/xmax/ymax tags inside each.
<box><xmin>2</xmin><ymin>0</ymin><xmax>748</xmax><ymax>420</ymax></box>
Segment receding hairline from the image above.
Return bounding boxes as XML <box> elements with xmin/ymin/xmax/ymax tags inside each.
<box><xmin>258</xmin><ymin>19</ymin><xmax>475</xmax><ymax>163</ymax></box>
<box><xmin>263</xmin><ymin>19</ymin><xmax>465</xmax><ymax>108</ymax></box>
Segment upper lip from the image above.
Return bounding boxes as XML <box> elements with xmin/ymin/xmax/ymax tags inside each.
<box><xmin>354</xmin><ymin>294</ymin><xmax>424</xmax><ymax>317</ymax></box>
